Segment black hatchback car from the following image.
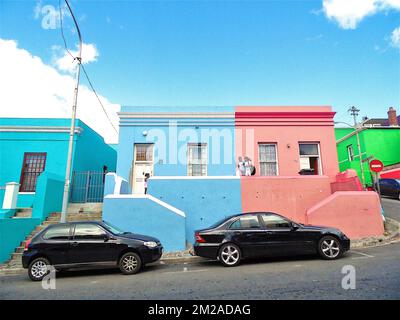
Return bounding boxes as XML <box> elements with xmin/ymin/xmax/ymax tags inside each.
<box><xmin>193</xmin><ymin>212</ymin><xmax>350</xmax><ymax>267</ymax></box>
<box><xmin>22</xmin><ymin>221</ymin><xmax>163</xmax><ymax>281</ymax></box>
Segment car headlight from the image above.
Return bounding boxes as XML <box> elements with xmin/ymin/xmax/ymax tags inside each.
<box><xmin>144</xmin><ymin>241</ymin><xmax>158</xmax><ymax>248</ymax></box>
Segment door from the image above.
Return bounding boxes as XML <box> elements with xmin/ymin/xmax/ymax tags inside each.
<box><xmin>69</xmin><ymin>223</ymin><xmax>119</xmax><ymax>264</ymax></box>
<box><xmin>132</xmin><ymin>144</ymin><xmax>154</xmax><ymax>194</ymax></box>
<box><xmin>227</xmin><ymin>215</ymin><xmax>265</xmax><ymax>258</ymax></box>
<box><xmin>259</xmin><ymin>213</ymin><xmax>314</xmax><ymax>256</ymax></box>
<box><xmin>41</xmin><ymin>224</ymin><xmax>72</xmax><ymax>266</ymax></box>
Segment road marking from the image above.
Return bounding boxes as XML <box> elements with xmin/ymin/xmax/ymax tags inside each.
<box><xmin>351</xmin><ymin>251</ymin><xmax>375</xmax><ymax>259</ymax></box>
<box><xmin>162</xmin><ymin>269</ymin><xmax>207</xmax><ymax>275</ymax></box>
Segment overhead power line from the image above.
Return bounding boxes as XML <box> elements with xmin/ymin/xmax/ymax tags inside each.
<box><xmin>58</xmin><ymin>0</ymin><xmax>118</xmax><ymax>134</ymax></box>
<box><xmin>81</xmin><ymin>64</ymin><xmax>118</xmax><ymax>134</ymax></box>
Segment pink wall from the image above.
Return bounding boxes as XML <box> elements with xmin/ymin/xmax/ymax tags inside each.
<box><xmin>306</xmin><ymin>192</ymin><xmax>384</xmax><ymax>239</ymax></box>
<box><xmin>235</xmin><ymin>106</ymin><xmax>339</xmax><ymax>178</ymax></box>
<box><xmin>241</xmin><ymin>176</ymin><xmax>332</xmax><ymax>223</ymax></box>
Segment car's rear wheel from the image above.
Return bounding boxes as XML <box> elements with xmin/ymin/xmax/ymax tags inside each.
<box><xmin>218</xmin><ymin>243</ymin><xmax>241</xmax><ymax>267</ymax></box>
<box><xmin>119</xmin><ymin>252</ymin><xmax>142</xmax><ymax>275</ymax></box>
<box><xmin>318</xmin><ymin>236</ymin><xmax>343</xmax><ymax>260</ymax></box>
<box><xmin>28</xmin><ymin>257</ymin><xmax>50</xmax><ymax>281</ymax></box>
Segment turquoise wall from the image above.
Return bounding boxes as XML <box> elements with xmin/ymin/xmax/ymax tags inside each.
<box><xmin>0</xmin><ymin>118</ymin><xmax>116</xmax><ymax>207</ymax></box>
<box><xmin>32</xmin><ymin>172</ymin><xmax>64</xmax><ymax>222</ymax></box>
<box><xmin>0</xmin><ymin>218</ymin><xmax>40</xmax><ymax>263</ymax></box>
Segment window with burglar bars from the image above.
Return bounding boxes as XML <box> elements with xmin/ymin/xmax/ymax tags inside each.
<box><xmin>19</xmin><ymin>152</ymin><xmax>47</xmax><ymax>192</ymax></box>
<box><xmin>135</xmin><ymin>144</ymin><xmax>153</xmax><ymax>162</ymax></box>
<box><xmin>259</xmin><ymin>144</ymin><xmax>278</xmax><ymax>176</ymax></box>
<box><xmin>187</xmin><ymin>143</ymin><xmax>207</xmax><ymax>176</ymax></box>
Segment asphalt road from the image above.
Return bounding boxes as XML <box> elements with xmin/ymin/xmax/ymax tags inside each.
<box><xmin>382</xmin><ymin>197</ymin><xmax>400</xmax><ymax>222</ymax></box>
<box><xmin>0</xmin><ymin>242</ymin><xmax>399</xmax><ymax>300</ymax></box>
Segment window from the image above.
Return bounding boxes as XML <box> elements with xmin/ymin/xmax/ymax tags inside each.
<box><xmin>261</xmin><ymin>214</ymin><xmax>291</xmax><ymax>229</ymax></box>
<box><xmin>43</xmin><ymin>225</ymin><xmax>71</xmax><ymax>240</ymax></box>
<box><xmin>229</xmin><ymin>215</ymin><xmax>260</xmax><ymax>229</ymax></box>
<box><xmin>347</xmin><ymin>145</ymin><xmax>354</xmax><ymax>161</ymax></box>
<box><xmin>135</xmin><ymin>144</ymin><xmax>153</xmax><ymax>162</ymax></box>
<box><xmin>19</xmin><ymin>152</ymin><xmax>47</xmax><ymax>192</ymax></box>
<box><xmin>73</xmin><ymin>224</ymin><xmax>107</xmax><ymax>240</ymax></box>
<box><xmin>187</xmin><ymin>143</ymin><xmax>207</xmax><ymax>176</ymax></box>
<box><xmin>259</xmin><ymin>144</ymin><xmax>278</xmax><ymax>176</ymax></box>
<box><xmin>299</xmin><ymin>143</ymin><xmax>322</xmax><ymax>175</ymax></box>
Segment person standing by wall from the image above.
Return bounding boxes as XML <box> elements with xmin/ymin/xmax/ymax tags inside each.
<box><xmin>144</xmin><ymin>173</ymin><xmax>150</xmax><ymax>194</ymax></box>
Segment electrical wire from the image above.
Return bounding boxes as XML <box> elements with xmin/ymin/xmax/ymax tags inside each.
<box><xmin>58</xmin><ymin>0</ymin><xmax>118</xmax><ymax>135</ymax></box>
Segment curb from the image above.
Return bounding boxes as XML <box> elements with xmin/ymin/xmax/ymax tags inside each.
<box><xmin>0</xmin><ymin>268</ymin><xmax>25</xmax><ymax>276</ymax></box>
<box><xmin>350</xmin><ymin>217</ymin><xmax>400</xmax><ymax>249</ymax></box>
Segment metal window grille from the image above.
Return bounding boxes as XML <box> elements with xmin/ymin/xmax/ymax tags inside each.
<box><xmin>19</xmin><ymin>153</ymin><xmax>47</xmax><ymax>192</ymax></box>
<box><xmin>259</xmin><ymin>144</ymin><xmax>277</xmax><ymax>176</ymax></box>
<box><xmin>188</xmin><ymin>143</ymin><xmax>207</xmax><ymax>176</ymax></box>
<box><xmin>135</xmin><ymin>144</ymin><xmax>153</xmax><ymax>162</ymax></box>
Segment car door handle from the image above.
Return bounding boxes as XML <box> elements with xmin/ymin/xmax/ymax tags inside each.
<box><xmin>71</xmin><ymin>241</ymin><xmax>79</xmax><ymax>247</ymax></box>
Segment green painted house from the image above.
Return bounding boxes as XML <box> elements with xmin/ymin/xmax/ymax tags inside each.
<box><xmin>335</xmin><ymin>126</ymin><xmax>400</xmax><ymax>186</ymax></box>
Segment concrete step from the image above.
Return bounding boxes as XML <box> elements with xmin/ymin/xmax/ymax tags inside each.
<box><xmin>11</xmin><ymin>252</ymin><xmax>22</xmax><ymax>260</ymax></box>
<box><xmin>14</xmin><ymin>210</ymin><xmax>32</xmax><ymax>218</ymax></box>
<box><xmin>15</xmin><ymin>246</ymin><xmax>25</xmax><ymax>253</ymax></box>
<box><xmin>67</xmin><ymin>203</ymin><xmax>103</xmax><ymax>214</ymax></box>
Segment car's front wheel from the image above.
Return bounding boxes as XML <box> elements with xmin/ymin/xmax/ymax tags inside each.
<box><xmin>218</xmin><ymin>243</ymin><xmax>241</xmax><ymax>267</ymax></box>
<box><xmin>119</xmin><ymin>252</ymin><xmax>142</xmax><ymax>275</ymax></box>
<box><xmin>318</xmin><ymin>236</ymin><xmax>343</xmax><ymax>260</ymax></box>
<box><xmin>28</xmin><ymin>257</ymin><xmax>50</xmax><ymax>281</ymax></box>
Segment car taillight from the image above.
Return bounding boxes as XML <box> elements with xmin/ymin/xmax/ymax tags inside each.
<box><xmin>24</xmin><ymin>239</ymin><xmax>31</xmax><ymax>251</ymax></box>
<box><xmin>195</xmin><ymin>233</ymin><xmax>206</xmax><ymax>243</ymax></box>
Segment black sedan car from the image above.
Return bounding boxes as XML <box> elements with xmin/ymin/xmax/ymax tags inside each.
<box><xmin>193</xmin><ymin>212</ymin><xmax>350</xmax><ymax>267</ymax></box>
<box><xmin>22</xmin><ymin>221</ymin><xmax>163</xmax><ymax>281</ymax></box>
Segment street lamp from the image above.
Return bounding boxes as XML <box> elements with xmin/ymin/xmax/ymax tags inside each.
<box><xmin>335</xmin><ymin>121</ymin><xmax>366</xmax><ymax>189</ymax></box>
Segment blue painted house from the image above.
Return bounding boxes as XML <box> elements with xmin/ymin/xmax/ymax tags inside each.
<box><xmin>0</xmin><ymin>118</ymin><xmax>117</xmax><ymax>262</ymax></box>
<box><xmin>103</xmin><ymin>107</ymin><xmax>242</xmax><ymax>251</ymax></box>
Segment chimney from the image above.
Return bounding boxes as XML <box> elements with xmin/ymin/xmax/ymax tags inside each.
<box><xmin>387</xmin><ymin>107</ymin><xmax>398</xmax><ymax>126</ymax></box>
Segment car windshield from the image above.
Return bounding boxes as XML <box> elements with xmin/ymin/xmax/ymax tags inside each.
<box><xmin>102</xmin><ymin>221</ymin><xmax>126</xmax><ymax>235</ymax></box>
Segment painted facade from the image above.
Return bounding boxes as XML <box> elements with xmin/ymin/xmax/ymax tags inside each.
<box><xmin>335</xmin><ymin>127</ymin><xmax>400</xmax><ymax>186</ymax></box>
<box><xmin>104</xmin><ymin>106</ymin><xmax>384</xmax><ymax>252</ymax></box>
<box><xmin>0</xmin><ymin>118</ymin><xmax>117</xmax><ymax>208</ymax></box>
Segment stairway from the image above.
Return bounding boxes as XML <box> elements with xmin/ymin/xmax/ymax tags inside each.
<box><xmin>0</xmin><ymin>204</ymin><xmax>102</xmax><ymax>271</ymax></box>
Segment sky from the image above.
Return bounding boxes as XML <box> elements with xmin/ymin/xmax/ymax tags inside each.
<box><xmin>0</xmin><ymin>0</ymin><xmax>399</xmax><ymax>143</ymax></box>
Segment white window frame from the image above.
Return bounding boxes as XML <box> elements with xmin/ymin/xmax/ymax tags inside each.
<box><xmin>258</xmin><ymin>143</ymin><xmax>279</xmax><ymax>176</ymax></box>
<box><xmin>347</xmin><ymin>145</ymin><xmax>354</xmax><ymax>161</ymax></box>
<box><xmin>187</xmin><ymin>143</ymin><xmax>208</xmax><ymax>176</ymax></box>
<box><xmin>299</xmin><ymin>142</ymin><xmax>323</xmax><ymax>175</ymax></box>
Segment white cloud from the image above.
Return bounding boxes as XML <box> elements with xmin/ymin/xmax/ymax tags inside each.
<box><xmin>53</xmin><ymin>43</ymin><xmax>99</xmax><ymax>73</ymax></box>
<box><xmin>390</xmin><ymin>26</ymin><xmax>400</xmax><ymax>48</ymax></box>
<box><xmin>0</xmin><ymin>39</ymin><xmax>119</xmax><ymax>143</ymax></box>
<box><xmin>322</xmin><ymin>0</ymin><xmax>400</xmax><ymax>29</ymax></box>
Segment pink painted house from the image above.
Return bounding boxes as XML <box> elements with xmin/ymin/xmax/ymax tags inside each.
<box><xmin>235</xmin><ymin>106</ymin><xmax>384</xmax><ymax>239</ymax></box>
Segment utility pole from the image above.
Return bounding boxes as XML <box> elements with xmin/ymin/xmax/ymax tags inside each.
<box><xmin>60</xmin><ymin>0</ymin><xmax>82</xmax><ymax>223</ymax></box>
<box><xmin>348</xmin><ymin>106</ymin><xmax>366</xmax><ymax>189</ymax></box>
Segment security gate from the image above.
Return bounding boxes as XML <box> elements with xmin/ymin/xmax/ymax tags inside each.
<box><xmin>70</xmin><ymin>171</ymin><xmax>106</xmax><ymax>203</ymax></box>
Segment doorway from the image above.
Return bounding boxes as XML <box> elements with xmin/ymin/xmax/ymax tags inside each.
<box><xmin>132</xmin><ymin>144</ymin><xmax>154</xmax><ymax>194</ymax></box>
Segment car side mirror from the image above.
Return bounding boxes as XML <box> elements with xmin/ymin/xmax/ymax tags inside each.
<box><xmin>103</xmin><ymin>234</ymin><xmax>110</xmax><ymax>242</ymax></box>
<box><xmin>291</xmin><ymin>222</ymin><xmax>300</xmax><ymax>231</ymax></box>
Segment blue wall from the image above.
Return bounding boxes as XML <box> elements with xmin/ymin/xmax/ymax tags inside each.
<box><xmin>103</xmin><ymin>195</ymin><xmax>186</xmax><ymax>252</ymax></box>
<box><xmin>117</xmin><ymin>106</ymin><xmax>236</xmax><ymax>182</ymax></box>
<box><xmin>0</xmin><ymin>218</ymin><xmax>40</xmax><ymax>263</ymax></box>
<box><xmin>148</xmin><ymin>177</ymin><xmax>242</xmax><ymax>244</ymax></box>
<box><xmin>0</xmin><ymin>118</ymin><xmax>116</xmax><ymax>207</ymax></box>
